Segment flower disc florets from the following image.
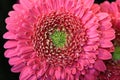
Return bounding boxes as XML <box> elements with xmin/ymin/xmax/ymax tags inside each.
<box><xmin>32</xmin><ymin>12</ymin><xmax>87</xmax><ymax>66</ymax></box>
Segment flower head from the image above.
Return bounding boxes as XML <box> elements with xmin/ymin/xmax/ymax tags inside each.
<box><xmin>97</xmin><ymin>1</ymin><xmax>120</xmax><ymax>79</ymax></box>
<box><xmin>100</xmin><ymin>0</ymin><xmax>120</xmax><ymax>61</ymax></box>
<box><xmin>3</xmin><ymin>0</ymin><xmax>115</xmax><ymax>80</ymax></box>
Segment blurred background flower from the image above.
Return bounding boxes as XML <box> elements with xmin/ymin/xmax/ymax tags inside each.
<box><xmin>96</xmin><ymin>0</ymin><xmax>120</xmax><ymax>79</ymax></box>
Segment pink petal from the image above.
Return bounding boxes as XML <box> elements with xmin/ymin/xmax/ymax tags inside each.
<box><xmin>91</xmin><ymin>4</ymin><xmax>100</xmax><ymax>13</ymax></box>
<box><xmin>27</xmin><ymin>59</ymin><xmax>36</xmax><ymax>66</ymax></box>
<box><xmin>58</xmin><ymin>0</ymin><xmax>65</xmax><ymax>9</ymax></box>
<box><xmin>102</xmin><ymin>28</ymin><xmax>115</xmax><ymax>40</ymax></box>
<box><xmin>36</xmin><ymin>63</ymin><xmax>48</xmax><ymax>78</ymax></box>
<box><xmin>51</xmin><ymin>0</ymin><xmax>59</xmax><ymax>11</ymax></box>
<box><xmin>98</xmin><ymin>49</ymin><xmax>112</xmax><ymax>60</ymax></box>
<box><xmin>83</xmin><ymin>0</ymin><xmax>94</xmax><ymax>9</ymax></box>
<box><xmin>81</xmin><ymin>11</ymin><xmax>93</xmax><ymax>24</ymax></box>
<box><xmin>6</xmin><ymin>23</ymin><xmax>18</xmax><ymax>31</ymax></box>
<box><xmin>100</xmin><ymin>20</ymin><xmax>112</xmax><ymax>30</ymax></box>
<box><xmin>88</xmin><ymin>24</ymin><xmax>98</xmax><ymax>32</ymax></box>
<box><xmin>16</xmin><ymin>30</ymin><xmax>31</xmax><ymax>39</ymax></box>
<box><xmin>9</xmin><ymin>57</ymin><xmax>23</xmax><ymax>65</ymax></box>
<box><xmin>4</xmin><ymin>48</ymin><xmax>18</xmax><ymax>58</ymax></box>
<box><xmin>86</xmin><ymin>51</ymin><xmax>97</xmax><ymax>57</ymax></box>
<box><xmin>20</xmin><ymin>52</ymin><xmax>31</xmax><ymax>59</ymax></box>
<box><xmin>110</xmin><ymin>2</ymin><xmax>119</xmax><ymax>17</ymax></box>
<box><xmin>49</xmin><ymin>66</ymin><xmax>55</xmax><ymax>76</ymax></box>
<box><xmin>5</xmin><ymin>17</ymin><xmax>16</xmax><ymax>24</ymax></box>
<box><xmin>3</xmin><ymin>32</ymin><xmax>16</xmax><ymax>39</ymax></box>
<box><xmin>4</xmin><ymin>41</ymin><xmax>17</xmax><ymax>49</ymax></box>
<box><xmin>94</xmin><ymin>60</ymin><xmax>106</xmax><ymax>72</ymax></box>
<box><xmin>20</xmin><ymin>66</ymin><xmax>34</xmax><ymax>80</ymax></box>
<box><xmin>17</xmin><ymin>40</ymin><xmax>31</xmax><ymax>48</ymax></box>
<box><xmin>87</xmin><ymin>31</ymin><xmax>98</xmax><ymax>38</ymax></box>
<box><xmin>8</xmin><ymin>11</ymin><xmax>17</xmax><ymax>17</ymax></box>
<box><xmin>84</xmin><ymin>74</ymin><xmax>96</xmax><ymax>80</ymax></box>
<box><xmin>117</xmin><ymin>0</ymin><xmax>120</xmax><ymax>5</ymax></box>
<box><xmin>67</xmin><ymin>74</ymin><xmax>74</xmax><ymax>80</ymax></box>
<box><xmin>13</xmin><ymin>4</ymin><xmax>25</xmax><ymax>13</ymax></box>
<box><xmin>84</xmin><ymin>16</ymin><xmax>97</xmax><ymax>29</ymax></box>
<box><xmin>19</xmin><ymin>47</ymin><xmax>34</xmax><ymax>54</ymax></box>
<box><xmin>61</xmin><ymin>69</ymin><xmax>66</xmax><ymax>80</ymax></box>
<box><xmin>96</xmin><ymin>13</ymin><xmax>109</xmax><ymax>20</ymax></box>
<box><xmin>78</xmin><ymin>6</ymin><xmax>86</xmax><ymax>18</ymax></box>
<box><xmin>87</xmin><ymin>37</ymin><xmax>99</xmax><ymax>44</ymax></box>
<box><xmin>100</xmin><ymin>1</ymin><xmax>110</xmax><ymax>13</ymax></box>
<box><xmin>66</xmin><ymin>73</ymin><xmax>74</xmax><ymax>80</ymax></box>
<box><xmin>20</xmin><ymin>0</ymin><xmax>33</xmax><ymax>9</ymax></box>
<box><xmin>75</xmin><ymin>72</ymin><xmax>80</xmax><ymax>80</ymax></box>
<box><xmin>88</xmin><ymin>59</ymin><xmax>95</xmax><ymax>64</ymax></box>
<box><xmin>11</xmin><ymin>62</ymin><xmax>25</xmax><ymax>72</ymax></box>
<box><xmin>84</xmin><ymin>69</ymin><xmax>98</xmax><ymax>80</ymax></box>
<box><xmin>55</xmin><ymin>67</ymin><xmax>61</xmax><ymax>80</ymax></box>
<box><xmin>90</xmin><ymin>69</ymin><xmax>99</xmax><ymax>76</ymax></box>
<box><xmin>84</xmin><ymin>45</ymin><xmax>98</xmax><ymax>51</ymax></box>
<box><xmin>71</xmin><ymin>67</ymin><xmax>76</xmax><ymax>74</ymax></box>
<box><xmin>65</xmin><ymin>0</ymin><xmax>74</xmax><ymax>11</ymax></box>
<box><xmin>27</xmin><ymin>75</ymin><xmax>37</xmax><ymax>80</ymax></box>
<box><xmin>32</xmin><ymin>64</ymin><xmax>40</xmax><ymax>71</ymax></box>
<box><xmin>37</xmin><ymin>69</ymin><xmax>46</xmax><ymax>78</ymax></box>
<box><xmin>21</xmin><ymin>23</ymin><xmax>33</xmax><ymax>31</ymax></box>
<box><xmin>100</xmin><ymin>39</ymin><xmax>113</xmax><ymax>48</ymax></box>
<box><xmin>84</xmin><ymin>46</ymin><xmax>93</xmax><ymax>51</ymax></box>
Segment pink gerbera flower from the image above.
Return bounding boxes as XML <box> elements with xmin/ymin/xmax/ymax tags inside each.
<box><xmin>3</xmin><ymin>0</ymin><xmax>115</xmax><ymax>80</ymax></box>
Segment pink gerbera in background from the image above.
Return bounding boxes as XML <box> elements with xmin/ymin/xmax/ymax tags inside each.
<box><xmin>97</xmin><ymin>0</ymin><xmax>120</xmax><ymax>79</ymax></box>
<box><xmin>3</xmin><ymin>0</ymin><xmax>115</xmax><ymax>80</ymax></box>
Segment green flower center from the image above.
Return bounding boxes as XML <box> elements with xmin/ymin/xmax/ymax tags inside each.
<box><xmin>32</xmin><ymin>12</ymin><xmax>86</xmax><ymax>66</ymax></box>
<box><xmin>50</xmin><ymin>30</ymin><xmax>67</xmax><ymax>48</ymax></box>
<box><xmin>113</xmin><ymin>46</ymin><xmax>120</xmax><ymax>60</ymax></box>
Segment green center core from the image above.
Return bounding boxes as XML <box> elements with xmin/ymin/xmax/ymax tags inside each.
<box><xmin>113</xmin><ymin>46</ymin><xmax>120</xmax><ymax>60</ymax></box>
<box><xmin>50</xmin><ymin>30</ymin><xmax>67</xmax><ymax>48</ymax></box>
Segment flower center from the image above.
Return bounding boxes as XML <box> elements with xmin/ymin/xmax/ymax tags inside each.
<box><xmin>32</xmin><ymin>11</ymin><xmax>87</xmax><ymax>67</ymax></box>
<box><xmin>50</xmin><ymin>30</ymin><xmax>67</xmax><ymax>48</ymax></box>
